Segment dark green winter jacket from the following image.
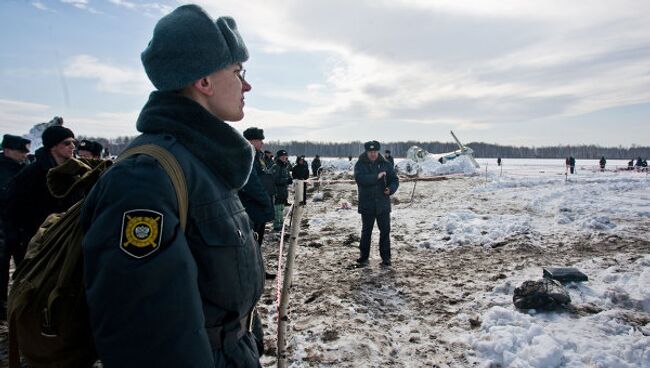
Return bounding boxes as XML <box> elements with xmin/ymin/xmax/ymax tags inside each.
<box><xmin>354</xmin><ymin>153</ymin><xmax>399</xmax><ymax>215</ymax></box>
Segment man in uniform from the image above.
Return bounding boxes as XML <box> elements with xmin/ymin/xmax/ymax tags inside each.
<box><xmin>354</xmin><ymin>141</ymin><xmax>399</xmax><ymax>267</ymax></box>
<box><xmin>81</xmin><ymin>5</ymin><xmax>263</xmax><ymax>367</ymax></box>
<box><xmin>77</xmin><ymin>139</ymin><xmax>103</xmax><ymax>159</ymax></box>
<box><xmin>240</xmin><ymin>127</ymin><xmax>274</xmax><ymax>246</ymax></box>
<box><xmin>0</xmin><ymin>134</ymin><xmax>31</xmax><ymax>319</ymax></box>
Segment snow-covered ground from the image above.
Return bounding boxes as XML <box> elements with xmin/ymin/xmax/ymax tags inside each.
<box><xmin>257</xmin><ymin>158</ymin><xmax>650</xmax><ymax>367</ymax></box>
<box><xmin>2</xmin><ymin>158</ymin><xmax>646</xmax><ymax>367</ymax></box>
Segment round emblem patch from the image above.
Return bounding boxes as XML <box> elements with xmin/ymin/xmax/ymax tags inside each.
<box><xmin>120</xmin><ymin>209</ymin><xmax>163</xmax><ymax>258</ymax></box>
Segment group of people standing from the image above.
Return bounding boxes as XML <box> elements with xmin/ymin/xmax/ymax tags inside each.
<box><xmin>0</xmin><ymin>126</ymin><xmax>106</xmax><ymax>320</ymax></box>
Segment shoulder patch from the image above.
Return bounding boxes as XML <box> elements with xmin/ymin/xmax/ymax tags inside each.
<box><xmin>120</xmin><ymin>209</ymin><xmax>163</xmax><ymax>259</ymax></box>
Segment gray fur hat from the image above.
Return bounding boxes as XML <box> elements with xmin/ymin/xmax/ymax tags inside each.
<box><xmin>243</xmin><ymin>127</ymin><xmax>264</xmax><ymax>140</ymax></box>
<box><xmin>141</xmin><ymin>4</ymin><xmax>249</xmax><ymax>91</ymax></box>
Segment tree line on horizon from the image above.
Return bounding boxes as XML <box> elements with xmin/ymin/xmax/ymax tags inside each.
<box><xmin>84</xmin><ymin>136</ymin><xmax>650</xmax><ymax>160</ymax></box>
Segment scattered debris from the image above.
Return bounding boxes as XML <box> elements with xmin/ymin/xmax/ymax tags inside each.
<box><xmin>513</xmin><ymin>278</ymin><xmax>571</xmax><ymax>310</ymax></box>
<box><xmin>543</xmin><ymin>267</ymin><xmax>588</xmax><ymax>283</ymax></box>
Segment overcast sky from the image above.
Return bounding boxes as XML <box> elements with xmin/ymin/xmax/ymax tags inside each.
<box><xmin>1</xmin><ymin>0</ymin><xmax>649</xmax><ymax>146</ymax></box>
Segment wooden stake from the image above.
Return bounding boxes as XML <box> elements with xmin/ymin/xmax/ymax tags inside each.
<box><xmin>277</xmin><ymin>180</ymin><xmax>306</xmax><ymax>368</ymax></box>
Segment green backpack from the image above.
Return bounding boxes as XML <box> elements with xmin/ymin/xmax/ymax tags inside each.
<box><xmin>7</xmin><ymin>144</ymin><xmax>188</xmax><ymax>368</ymax></box>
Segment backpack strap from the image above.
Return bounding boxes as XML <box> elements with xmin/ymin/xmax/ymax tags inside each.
<box><xmin>8</xmin><ymin>311</ymin><xmax>20</xmax><ymax>368</ymax></box>
<box><xmin>116</xmin><ymin>144</ymin><xmax>188</xmax><ymax>231</ymax></box>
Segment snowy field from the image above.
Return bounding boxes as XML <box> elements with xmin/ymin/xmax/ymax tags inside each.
<box><xmin>257</xmin><ymin>158</ymin><xmax>649</xmax><ymax>367</ymax></box>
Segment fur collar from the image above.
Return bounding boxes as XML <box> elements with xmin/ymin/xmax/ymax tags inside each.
<box><xmin>136</xmin><ymin>91</ymin><xmax>253</xmax><ymax>190</ymax></box>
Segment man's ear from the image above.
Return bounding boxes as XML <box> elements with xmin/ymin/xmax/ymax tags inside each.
<box><xmin>192</xmin><ymin>76</ymin><xmax>213</xmax><ymax>96</ymax></box>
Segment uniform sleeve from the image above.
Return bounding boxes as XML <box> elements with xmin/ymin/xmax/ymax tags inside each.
<box><xmin>241</xmin><ymin>170</ymin><xmax>272</xmax><ymax>208</ymax></box>
<box><xmin>386</xmin><ymin>164</ymin><xmax>399</xmax><ymax>195</ymax></box>
<box><xmin>354</xmin><ymin>161</ymin><xmax>379</xmax><ymax>187</ymax></box>
<box><xmin>81</xmin><ymin>155</ymin><xmax>214</xmax><ymax>368</ymax></box>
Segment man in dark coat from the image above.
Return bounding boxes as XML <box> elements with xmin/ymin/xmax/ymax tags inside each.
<box><xmin>292</xmin><ymin>155</ymin><xmax>310</xmax><ymax>205</ymax></box>
<box><xmin>80</xmin><ymin>5</ymin><xmax>263</xmax><ymax>367</ymax></box>
<box><xmin>384</xmin><ymin>149</ymin><xmax>395</xmax><ymax>167</ymax></box>
<box><xmin>240</xmin><ymin>127</ymin><xmax>274</xmax><ymax>245</ymax></box>
<box><xmin>311</xmin><ymin>154</ymin><xmax>322</xmax><ymax>177</ymax></box>
<box><xmin>4</xmin><ymin>125</ymin><xmax>77</xmax><ymax>265</ymax></box>
<box><xmin>264</xmin><ymin>150</ymin><xmax>274</xmax><ymax>168</ymax></box>
<box><xmin>271</xmin><ymin>150</ymin><xmax>292</xmax><ymax>231</ymax></box>
<box><xmin>239</xmin><ymin>127</ymin><xmax>276</xmax><ymax>283</ymax></box>
<box><xmin>291</xmin><ymin>155</ymin><xmax>310</xmax><ymax>180</ymax></box>
<box><xmin>0</xmin><ymin>134</ymin><xmax>31</xmax><ymax>319</ymax></box>
<box><xmin>354</xmin><ymin>140</ymin><xmax>399</xmax><ymax>267</ymax></box>
<box><xmin>599</xmin><ymin>156</ymin><xmax>606</xmax><ymax>172</ymax></box>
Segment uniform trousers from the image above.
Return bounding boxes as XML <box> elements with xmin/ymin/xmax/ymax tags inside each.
<box><xmin>359</xmin><ymin>212</ymin><xmax>391</xmax><ymax>262</ymax></box>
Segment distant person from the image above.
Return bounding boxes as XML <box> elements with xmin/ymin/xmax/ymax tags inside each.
<box><xmin>628</xmin><ymin>159</ymin><xmax>634</xmax><ymax>170</ymax></box>
<box><xmin>311</xmin><ymin>154</ymin><xmax>322</xmax><ymax>177</ymax></box>
<box><xmin>643</xmin><ymin>159</ymin><xmax>648</xmax><ymax>171</ymax></box>
<box><xmin>635</xmin><ymin>157</ymin><xmax>643</xmax><ymax>169</ymax></box>
<box><xmin>291</xmin><ymin>155</ymin><xmax>310</xmax><ymax>205</ymax></box>
<box><xmin>77</xmin><ymin>139</ymin><xmax>103</xmax><ymax>159</ymax></box>
<box><xmin>0</xmin><ymin>134</ymin><xmax>31</xmax><ymax>319</ymax></box>
<box><xmin>384</xmin><ymin>150</ymin><xmax>395</xmax><ymax>167</ymax></box>
<box><xmin>264</xmin><ymin>150</ymin><xmax>274</xmax><ymax>168</ymax></box>
<box><xmin>80</xmin><ymin>5</ymin><xmax>263</xmax><ymax>366</ymax></box>
<box><xmin>569</xmin><ymin>156</ymin><xmax>576</xmax><ymax>174</ymax></box>
<box><xmin>599</xmin><ymin>156</ymin><xmax>606</xmax><ymax>172</ymax></box>
<box><xmin>348</xmin><ymin>155</ymin><xmax>353</xmax><ymax>161</ymax></box>
<box><xmin>291</xmin><ymin>155</ymin><xmax>310</xmax><ymax>180</ymax></box>
<box><xmin>354</xmin><ymin>140</ymin><xmax>399</xmax><ymax>267</ymax></box>
<box><xmin>271</xmin><ymin>150</ymin><xmax>292</xmax><ymax>231</ymax></box>
<box><xmin>497</xmin><ymin>157</ymin><xmax>502</xmax><ymax>166</ymax></box>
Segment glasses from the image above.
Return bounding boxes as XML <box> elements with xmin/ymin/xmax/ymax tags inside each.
<box><xmin>237</xmin><ymin>68</ymin><xmax>247</xmax><ymax>82</ymax></box>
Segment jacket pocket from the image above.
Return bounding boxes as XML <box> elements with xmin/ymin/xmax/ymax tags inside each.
<box><xmin>192</xmin><ymin>197</ymin><xmax>252</xmax><ymax>248</ymax></box>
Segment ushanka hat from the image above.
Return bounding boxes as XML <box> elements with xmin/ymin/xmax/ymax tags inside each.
<box><xmin>276</xmin><ymin>150</ymin><xmax>288</xmax><ymax>157</ymax></box>
<box><xmin>364</xmin><ymin>140</ymin><xmax>380</xmax><ymax>151</ymax></box>
<box><xmin>141</xmin><ymin>4</ymin><xmax>249</xmax><ymax>91</ymax></box>
<box><xmin>243</xmin><ymin>127</ymin><xmax>264</xmax><ymax>140</ymax></box>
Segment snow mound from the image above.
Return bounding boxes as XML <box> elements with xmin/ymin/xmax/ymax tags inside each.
<box><xmin>465</xmin><ymin>306</ymin><xmax>650</xmax><ymax>368</ymax></box>
<box><xmin>321</xmin><ymin>159</ymin><xmax>354</xmax><ymax>173</ymax></box>
<box><xmin>421</xmin><ymin>210</ymin><xmax>533</xmax><ymax>249</ymax></box>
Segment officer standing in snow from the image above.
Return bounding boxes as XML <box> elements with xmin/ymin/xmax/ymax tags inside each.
<box><xmin>240</xmin><ymin>127</ymin><xmax>274</xmax><ymax>246</ymax></box>
<box><xmin>81</xmin><ymin>5</ymin><xmax>263</xmax><ymax>367</ymax></box>
<box><xmin>354</xmin><ymin>141</ymin><xmax>399</xmax><ymax>267</ymax></box>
